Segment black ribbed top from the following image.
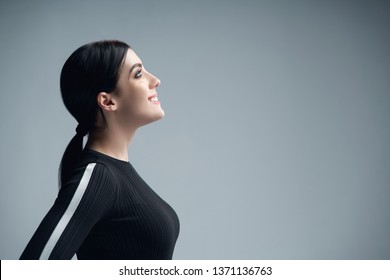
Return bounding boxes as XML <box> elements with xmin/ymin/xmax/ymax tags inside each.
<box><xmin>20</xmin><ymin>149</ymin><xmax>180</xmax><ymax>260</ymax></box>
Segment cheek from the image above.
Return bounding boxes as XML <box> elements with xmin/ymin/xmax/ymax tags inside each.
<box><xmin>120</xmin><ymin>89</ymin><xmax>147</xmax><ymax>115</ymax></box>
<box><xmin>118</xmin><ymin>86</ymin><xmax>163</xmax><ymax>125</ymax></box>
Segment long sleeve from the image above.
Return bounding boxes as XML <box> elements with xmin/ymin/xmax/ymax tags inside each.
<box><xmin>20</xmin><ymin>163</ymin><xmax>117</xmax><ymax>260</ymax></box>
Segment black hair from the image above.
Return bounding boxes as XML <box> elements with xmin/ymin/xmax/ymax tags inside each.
<box><xmin>59</xmin><ymin>40</ymin><xmax>130</xmax><ymax>188</ymax></box>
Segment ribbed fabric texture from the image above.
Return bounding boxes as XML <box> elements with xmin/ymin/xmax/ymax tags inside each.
<box><xmin>20</xmin><ymin>149</ymin><xmax>180</xmax><ymax>260</ymax></box>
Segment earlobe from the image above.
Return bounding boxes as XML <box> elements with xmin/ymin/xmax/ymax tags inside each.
<box><xmin>97</xmin><ymin>92</ymin><xmax>117</xmax><ymax>112</ymax></box>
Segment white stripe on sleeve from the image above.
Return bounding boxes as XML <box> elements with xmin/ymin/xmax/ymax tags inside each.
<box><xmin>39</xmin><ymin>163</ymin><xmax>96</xmax><ymax>259</ymax></box>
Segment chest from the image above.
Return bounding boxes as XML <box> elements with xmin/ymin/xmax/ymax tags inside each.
<box><xmin>109</xmin><ymin>166</ymin><xmax>180</xmax><ymax>242</ymax></box>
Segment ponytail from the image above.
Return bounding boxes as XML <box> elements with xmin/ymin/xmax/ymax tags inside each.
<box><xmin>58</xmin><ymin>125</ymin><xmax>88</xmax><ymax>188</ymax></box>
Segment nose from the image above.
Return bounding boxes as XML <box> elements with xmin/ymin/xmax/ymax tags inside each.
<box><xmin>149</xmin><ymin>72</ymin><xmax>161</xmax><ymax>89</ymax></box>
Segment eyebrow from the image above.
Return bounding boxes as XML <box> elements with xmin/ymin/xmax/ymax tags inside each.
<box><xmin>128</xmin><ymin>63</ymin><xmax>143</xmax><ymax>77</ymax></box>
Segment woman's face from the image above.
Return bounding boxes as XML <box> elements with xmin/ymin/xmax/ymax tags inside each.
<box><xmin>113</xmin><ymin>49</ymin><xmax>164</xmax><ymax>128</ymax></box>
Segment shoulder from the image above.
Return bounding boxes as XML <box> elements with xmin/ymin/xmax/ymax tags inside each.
<box><xmin>61</xmin><ymin>157</ymin><xmax>119</xmax><ymax>196</ymax></box>
<box><xmin>56</xmin><ymin>161</ymin><xmax>118</xmax><ymax>218</ymax></box>
<box><xmin>75</xmin><ymin>149</ymin><xmax>120</xmax><ymax>179</ymax></box>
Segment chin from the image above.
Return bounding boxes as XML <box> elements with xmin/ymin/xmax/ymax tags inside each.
<box><xmin>141</xmin><ymin>109</ymin><xmax>165</xmax><ymax>126</ymax></box>
<box><xmin>153</xmin><ymin>109</ymin><xmax>165</xmax><ymax>122</ymax></box>
<box><xmin>158</xmin><ymin>109</ymin><xmax>165</xmax><ymax>119</ymax></box>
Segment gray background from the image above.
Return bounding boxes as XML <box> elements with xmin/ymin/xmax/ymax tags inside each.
<box><xmin>0</xmin><ymin>0</ymin><xmax>389</xmax><ymax>259</ymax></box>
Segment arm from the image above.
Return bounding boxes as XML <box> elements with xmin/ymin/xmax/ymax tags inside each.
<box><xmin>20</xmin><ymin>163</ymin><xmax>116</xmax><ymax>259</ymax></box>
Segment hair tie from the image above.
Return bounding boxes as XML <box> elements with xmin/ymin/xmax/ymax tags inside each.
<box><xmin>76</xmin><ymin>124</ymin><xmax>88</xmax><ymax>136</ymax></box>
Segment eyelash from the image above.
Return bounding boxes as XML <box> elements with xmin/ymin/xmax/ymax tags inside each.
<box><xmin>135</xmin><ymin>69</ymin><xmax>143</xmax><ymax>78</ymax></box>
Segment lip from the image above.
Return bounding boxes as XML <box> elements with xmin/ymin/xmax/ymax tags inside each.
<box><xmin>147</xmin><ymin>93</ymin><xmax>158</xmax><ymax>100</ymax></box>
<box><xmin>147</xmin><ymin>93</ymin><xmax>160</xmax><ymax>104</ymax></box>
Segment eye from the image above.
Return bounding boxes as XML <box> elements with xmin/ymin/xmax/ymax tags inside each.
<box><xmin>135</xmin><ymin>68</ymin><xmax>143</xmax><ymax>78</ymax></box>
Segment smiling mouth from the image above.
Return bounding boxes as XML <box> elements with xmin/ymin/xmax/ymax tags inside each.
<box><xmin>148</xmin><ymin>96</ymin><xmax>159</xmax><ymax>102</ymax></box>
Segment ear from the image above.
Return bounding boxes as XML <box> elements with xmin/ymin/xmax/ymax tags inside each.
<box><xmin>96</xmin><ymin>92</ymin><xmax>118</xmax><ymax>112</ymax></box>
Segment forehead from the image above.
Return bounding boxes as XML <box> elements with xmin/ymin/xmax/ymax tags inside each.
<box><xmin>123</xmin><ymin>49</ymin><xmax>142</xmax><ymax>68</ymax></box>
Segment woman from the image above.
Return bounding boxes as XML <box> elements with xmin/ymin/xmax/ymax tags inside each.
<box><xmin>20</xmin><ymin>40</ymin><xmax>180</xmax><ymax>260</ymax></box>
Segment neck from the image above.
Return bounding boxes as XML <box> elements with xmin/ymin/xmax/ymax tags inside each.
<box><xmin>85</xmin><ymin>125</ymin><xmax>137</xmax><ymax>162</ymax></box>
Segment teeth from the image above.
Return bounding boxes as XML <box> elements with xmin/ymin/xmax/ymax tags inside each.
<box><xmin>150</xmin><ymin>96</ymin><xmax>158</xmax><ymax>102</ymax></box>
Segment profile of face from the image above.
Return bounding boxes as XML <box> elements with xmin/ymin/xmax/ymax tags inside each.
<box><xmin>98</xmin><ymin>49</ymin><xmax>164</xmax><ymax>130</ymax></box>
